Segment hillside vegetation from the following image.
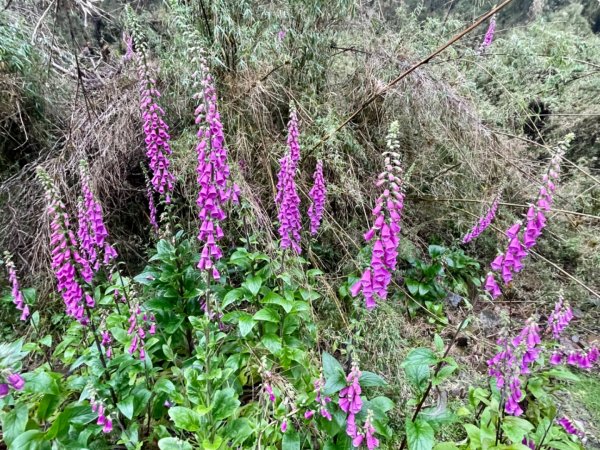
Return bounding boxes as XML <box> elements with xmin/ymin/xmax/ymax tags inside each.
<box><xmin>0</xmin><ymin>0</ymin><xmax>599</xmax><ymax>449</ymax></box>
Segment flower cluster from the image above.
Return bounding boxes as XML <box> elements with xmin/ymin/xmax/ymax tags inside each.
<box><xmin>550</xmin><ymin>345</ymin><xmax>599</xmax><ymax>369</ymax></box>
<box><xmin>77</xmin><ymin>161</ymin><xmax>117</xmax><ymax>271</ymax></box>
<box><xmin>127</xmin><ymin>305</ymin><xmax>156</xmax><ymax>360</ymax></box>
<box><xmin>558</xmin><ymin>417</ymin><xmax>585</xmax><ymax>439</ymax></box>
<box><xmin>38</xmin><ymin>168</ymin><xmax>94</xmax><ymax>324</ymax></box>
<box><xmin>101</xmin><ymin>330</ymin><xmax>112</xmax><ymax>358</ymax></box>
<box><xmin>479</xmin><ymin>16</ymin><xmax>496</xmax><ymax>53</ymax></box>
<box><xmin>308</xmin><ymin>161</ymin><xmax>327</xmax><ymax>235</ymax></box>
<box><xmin>194</xmin><ymin>53</ymin><xmax>239</xmax><ymax>278</ymax></box>
<box><xmin>487</xmin><ymin>319</ymin><xmax>541</xmax><ymax>416</ymax></box>
<box><xmin>137</xmin><ymin>56</ymin><xmax>175</xmax><ymax>202</ymax></box>
<box><xmin>484</xmin><ymin>148</ymin><xmax>564</xmax><ymax>299</ymax></box>
<box><xmin>0</xmin><ymin>372</ymin><xmax>25</xmax><ymax>398</ymax></box>
<box><xmin>462</xmin><ymin>195</ymin><xmax>499</xmax><ymax>244</ymax></box>
<box><xmin>350</xmin><ymin>143</ymin><xmax>404</xmax><ymax>310</ymax></box>
<box><xmin>313</xmin><ymin>375</ymin><xmax>332</xmax><ymax>420</ymax></box>
<box><xmin>347</xmin><ymin>410</ymin><xmax>379</xmax><ymax>449</ymax></box>
<box><xmin>547</xmin><ymin>296</ymin><xmax>573</xmax><ymax>339</ymax></box>
<box><xmin>276</xmin><ymin>108</ymin><xmax>302</xmax><ymax>254</ymax></box>
<box><xmin>91</xmin><ymin>397</ymin><xmax>113</xmax><ymax>433</ymax></box>
<box><xmin>4</xmin><ymin>253</ymin><xmax>29</xmax><ymax>321</ymax></box>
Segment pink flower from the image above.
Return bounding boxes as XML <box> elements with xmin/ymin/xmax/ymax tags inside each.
<box><xmin>194</xmin><ymin>53</ymin><xmax>239</xmax><ymax>278</ymax></box>
<box><xmin>4</xmin><ymin>253</ymin><xmax>29</xmax><ymax>321</ymax></box>
<box><xmin>7</xmin><ymin>373</ymin><xmax>24</xmax><ymax>391</ymax></box>
<box><xmin>0</xmin><ymin>384</ymin><xmax>8</xmax><ymax>398</ymax></box>
<box><xmin>339</xmin><ymin>363</ymin><xmax>362</xmax><ymax>415</ymax></box>
<box><xmin>281</xmin><ymin>420</ymin><xmax>287</xmax><ymax>433</ymax></box>
<box><xmin>308</xmin><ymin>161</ymin><xmax>327</xmax><ymax>235</ymax></box>
<box><xmin>479</xmin><ymin>16</ymin><xmax>496</xmax><ymax>53</ymax></box>
<box><xmin>351</xmin><ymin>137</ymin><xmax>404</xmax><ymax>309</ymax></box>
<box><xmin>484</xmin><ymin>273</ymin><xmax>502</xmax><ymax>299</ymax></box>
<box><xmin>558</xmin><ymin>417</ymin><xmax>583</xmax><ymax>438</ymax></box>
<box><xmin>304</xmin><ymin>410</ymin><xmax>314</xmax><ymax>419</ymax></box>
<box><xmin>462</xmin><ymin>196</ymin><xmax>500</xmax><ymax>244</ymax></box>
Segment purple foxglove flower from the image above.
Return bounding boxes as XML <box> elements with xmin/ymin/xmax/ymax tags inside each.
<box><xmin>102</xmin><ymin>417</ymin><xmax>113</xmax><ymax>433</ymax></box>
<box><xmin>264</xmin><ymin>383</ymin><xmax>275</xmax><ymax>402</ymax></box>
<box><xmin>77</xmin><ymin>161</ymin><xmax>117</xmax><ymax>272</ymax></box>
<box><xmin>484</xmin><ymin>273</ymin><xmax>502</xmax><ymax>299</ymax></box>
<box><xmin>478</xmin><ymin>16</ymin><xmax>496</xmax><ymax>53</ymax></box>
<box><xmin>558</xmin><ymin>417</ymin><xmax>583</xmax><ymax>438</ymax></box>
<box><xmin>4</xmin><ymin>254</ymin><xmax>29</xmax><ymax>321</ymax></box>
<box><xmin>37</xmin><ymin>168</ymin><xmax>94</xmax><ymax>324</ymax></box>
<box><xmin>548</xmin><ymin>297</ymin><xmax>573</xmax><ymax>338</ymax></box>
<box><xmin>275</xmin><ymin>107</ymin><xmax>302</xmax><ymax>254</ymax></box>
<box><xmin>281</xmin><ymin>420</ymin><xmax>287</xmax><ymax>433</ymax></box>
<box><xmin>0</xmin><ymin>384</ymin><xmax>9</xmax><ymax>398</ymax></box>
<box><xmin>351</xmin><ymin>131</ymin><xmax>404</xmax><ymax>309</ymax></box>
<box><xmin>304</xmin><ymin>410</ymin><xmax>314</xmax><ymax>419</ymax></box>
<box><xmin>339</xmin><ymin>363</ymin><xmax>362</xmax><ymax>415</ymax></box>
<box><xmin>462</xmin><ymin>196</ymin><xmax>500</xmax><ymax>244</ymax></box>
<box><xmin>308</xmin><ymin>161</ymin><xmax>327</xmax><ymax>235</ymax></box>
<box><xmin>136</xmin><ymin>56</ymin><xmax>175</xmax><ymax>203</ymax></box>
<box><xmin>7</xmin><ymin>373</ymin><xmax>24</xmax><ymax>390</ymax></box>
<box><xmin>194</xmin><ymin>53</ymin><xmax>238</xmax><ymax>278</ymax></box>
<box><xmin>365</xmin><ymin>412</ymin><xmax>380</xmax><ymax>450</ymax></box>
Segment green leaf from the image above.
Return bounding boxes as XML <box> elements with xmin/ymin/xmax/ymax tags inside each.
<box><xmin>418</xmin><ymin>283</ymin><xmax>430</xmax><ymax>296</ymax></box>
<box><xmin>282</xmin><ymin>428</ymin><xmax>301</xmax><ymax>450</ymax></box>
<box><xmin>202</xmin><ymin>436</ymin><xmax>224</xmax><ymax>450</ymax></box>
<box><xmin>434</xmin><ymin>334</ymin><xmax>444</xmax><ymax>353</ymax></box>
<box><xmin>253</xmin><ymin>307</ymin><xmax>280</xmax><ymax>323</ymax></box>
<box><xmin>2</xmin><ymin>404</ymin><xmax>28</xmax><ymax>446</ymax></box>
<box><xmin>222</xmin><ymin>288</ymin><xmax>245</xmax><ymax>308</ymax></box>
<box><xmin>10</xmin><ymin>430</ymin><xmax>48</xmax><ymax>450</ymax></box>
<box><xmin>118</xmin><ymin>396</ymin><xmax>135</xmax><ymax>420</ymax></box>
<box><xmin>322</xmin><ymin>352</ymin><xmax>347</xmax><ymax>395</ymax></box>
<box><xmin>428</xmin><ymin>245</ymin><xmax>446</xmax><ymax>258</ymax></box>
<box><xmin>406</xmin><ymin>418</ymin><xmax>435</xmax><ymax>450</ymax></box>
<box><xmin>238</xmin><ymin>313</ymin><xmax>256</xmax><ymax>337</ymax></box>
<box><xmin>158</xmin><ymin>437</ymin><xmax>193</xmax><ymax>450</ymax></box>
<box><xmin>359</xmin><ymin>371</ymin><xmax>387</xmax><ymax>387</ymax></box>
<box><xmin>242</xmin><ymin>275</ymin><xmax>263</xmax><ymax>296</ymax></box>
<box><xmin>369</xmin><ymin>396</ymin><xmax>395</xmax><ymax>413</ymax></box>
<box><xmin>23</xmin><ymin>371</ymin><xmax>60</xmax><ymax>395</ymax></box>
<box><xmin>261</xmin><ymin>334</ymin><xmax>282</xmax><ymax>355</ymax></box>
<box><xmin>406</xmin><ymin>278</ymin><xmax>420</xmax><ymax>295</ymax></box>
<box><xmin>39</xmin><ymin>335</ymin><xmax>52</xmax><ymax>347</ymax></box>
<box><xmin>502</xmin><ymin>416</ymin><xmax>534</xmax><ymax>444</ymax></box>
<box><xmin>212</xmin><ymin>388</ymin><xmax>240</xmax><ymax>421</ymax></box>
<box><xmin>403</xmin><ymin>348</ymin><xmax>438</xmax><ymax>367</ymax></box>
<box><xmin>37</xmin><ymin>395</ymin><xmax>59</xmax><ymax>422</ymax></box>
<box><xmin>432</xmin><ymin>364</ymin><xmax>457</xmax><ymax>386</ymax></box>
<box><xmin>168</xmin><ymin>407</ymin><xmax>204</xmax><ymax>432</ymax></box>
<box><xmin>262</xmin><ymin>291</ymin><xmax>294</xmax><ymax>313</ymax></box>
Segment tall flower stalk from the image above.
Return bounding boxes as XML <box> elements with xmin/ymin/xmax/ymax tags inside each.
<box><xmin>3</xmin><ymin>252</ymin><xmax>29</xmax><ymax>321</ymax></box>
<box><xmin>485</xmin><ymin>138</ymin><xmax>571</xmax><ymax>299</ymax></box>
<box><xmin>194</xmin><ymin>51</ymin><xmax>239</xmax><ymax>280</ymax></box>
<box><xmin>350</xmin><ymin>122</ymin><xmax>404</xmax><ymax>310</ymax></box>
<box><xmin>478</xmin><ymin>15</ymin><xmax>496</xmax><ymax>53</ymax></box>
<box><xmin>37</xmin><ymin>168</ymin><xmax>94</xmax><ymax>324</ymax></box>
<box><xmin>308</xmin><ymin>160</ymin><xmax>327</xmax><ymax>235</ymax></box>
<box><xmin>462</xmin><ymin>193</ymin><xmax>500</xmax><ymax>244</ymax></box>
<box><xmin>276</xmin><ymin>106</ymin><xmax>302</xmax><ymax>254</ymax></box>
<box><xmin>77</xmin><ymin>161</ymin><xmax>117</xmax><ymax>271</ymax></box>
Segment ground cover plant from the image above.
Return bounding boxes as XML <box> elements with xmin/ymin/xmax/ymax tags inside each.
<box><xmin>1</xmin><ymin>0</ymin><xmax>599</xmax><ymax>449</ymax></box>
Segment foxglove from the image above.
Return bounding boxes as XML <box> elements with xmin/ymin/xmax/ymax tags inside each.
<box><xmin>479</xmin><ymin>16</ymin><xmax>496</xmax><ymax>53</ymax></box>
<box><xmin>38</xmin><ymin>168</ymin><xmax>94</xmax><ymax>324</ymax></box>
<box><xmin>4</xmin><ymin>253</ymin><xmax>29</xmax><ymax>320</ymax></box>
<box><xmin>194</xmin><ymin>52</ymin><xmax>239</xmax><ymax>278</ymax></box>
<box><xmin>462</xmin><ymin>195</ymin><xmax>499</xmax><ymax>243</ymax></box>
<box><xmin>351</xmin><ymin>123</ymin><xmax>404</xmax><ymax>309</ymax></box>
<box><xmin>308</xmin><ymin>160</ymin><xmax>327</xmax><ymax>235</ymax></box>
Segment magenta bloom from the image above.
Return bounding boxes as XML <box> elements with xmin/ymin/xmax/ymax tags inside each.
<box><xmin>462</xmin><ymin>196</ymin><xmax>499</xmax><ymax>243</ymax></box>
<box><xmin>194</xmin><ymin>55</ymin><xmax>239</xmax><ymax>279</ymax></box>
<box><xmin>308</xmin><ymin>161</ymin><xmax>327</xmax><ymax>235</ymax></box>
<box><xmin>38</xmin><ymin>168</ymin><xmax>93</xmax><ymax>324</ymax></box>
<box><xmin>275</xmin><ymin>110</ymin><xmax>302</xmax><ymax>254</ymax></box>
<box><xmin>127</xmin><ymin>305</ymin><xmax>155</xmax><ymax>360</ymax></box>
<box><xmin>547</xmin><ymin>297</ymin><xmax>573</xmax><ymax>338</ymax></box>
<box><xmin>264</xmin><ymin>383</ymin><xmax>275</xmax><ymax>402</ymax></box>
<box><xmin>487</xmin><ymin>318</ymin><xmax>542</xmax><ymax>416</ymax></box>
<box><xmin>339</xmin><ymin>363</ymin><xmax>362</xmax><ymax>415</ymax></box>
<box><xmin>558</xmin><ymin>417</ymin><xmax>584</xmax><ymax>438</ymax></box>
<box><xmin>484</xmin><ymin>273</ymin><xmax>501</xmax><ymax>299</ymax></box>
<box><xmin>4</xmin><ymin>254</ymin><xmax>29</xmax><ymax>321</ymax></box>
<box><xmin>350</xmin><ymin>148</ymin><xmax>404</xmax><ymax>310</ymax></box>
<box><xmin>91</xmin><ymin>397</ymin><xmax>112</xmax><ymax>434</ymax></box>
<box><xmin>280</xmin><ymin>420</ymin><xmax>287</xmax><ymax>433</ymax></box>
<box><xmin>364</xmin><ymin>413</ymin><xmax>380</xmax><ymax>450</ymax></box>
<box><xmin>304</xmin><ymin>410</ymin><xmax>314</xmax><ymax>419</ymax></box>
<box><xmin>7</xmin><ymin>373</ymin><xmax>24</xmax><ymax>391</ymax></box>
<box><xmin>137</xmin><ymin>57</ymin><xmax>175</xmax><ymax>202</ymax></box>
<box><xmin>314</xmin><ymin>376</ymin><xmax>332</xmax><ymax>420</ymax></box>
<box><xmin>77</xmin><ymin>161</ymin><xmax>117</xmax><ymax>271</ymax></box>
<box><xmin>0</xmin><ymin>384</ymin><xmax>8</xmax><ymax>398</ymax></box>
<box><xmin>479</xmin><ymin>16</ymin><xmax>496</xmax><ymax>53</ymax></box>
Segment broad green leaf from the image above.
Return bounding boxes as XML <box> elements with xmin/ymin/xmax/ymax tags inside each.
<box><xmin>428</xmin><ymin>245</ymin><xmax>446</xmax><ymax>258</ymax></box>
<box><xmin>322</xmin><ymin>352</ymin><xmax>347</xmax><ymax>395</ymax></box>
<box><xmin>37</xmin><ymin>394</ymin><xmax>59</xmax><ymax>422</ymax></box>
<box><xmin>359</xmin><ymin>371</ymin><xmax>387</xmax><ymax>387</ymax></box>
<box><xmin>261</xmin><ymin>334</ymin><xmax>282</xmax><ymax>355</ymax></box>
<box><xmin>406</xmin><ymin>418</ymin><xmax>435</xmax><ymax>450</ymax></box>
<box><xmin>418</xmin><ymin>283</ymin><xmax>430</xmax><ymax>296</ymax></box>
<box><xmin>369</xmin><ymin>396</ymin><xmax>395</xmax><ymax>413</ymax></box>
<box><xmin>168</xmin><ymin>406</ymin><xmax>204</xmax><ymax>432</ymax></box>
<box><xmin>242</xmin><ymin>275</ymin><xmax>263</xmax><ymax>296</ymax></box>
<box><xmin>282</xmin><ymin>428</ymin><xmax>301</xmax><ymax>450</ymax></box>
<box><xmin>212</xmin><ymin>388</ymin><xmax>240</xmax><ymax>421</ymax></box>
<box><xmin>2</xmin><ymin>404</ymin><xmax>28</xmax><ymax>446</ymax></box>
<box><xmin>222</xmin><ymin>288</ymin><xmax>245</xmax><ymax>308</ymax></box>
<box><xmin>238</xmin><ymin>313</ymin><xmax>256</xmax><ymax>337</ymax></box>
<box><xmin>23</xmin><ymin>371</ymin><xmax>60</xmax><ymax>395</ymax></box>
<box><xmin>253</xmin><ymin>307</ymin><xmax>280</xmax><ymax>323</ymax></box>
<box><xmin>262</xmin><ymin>291</ymin><xmax>294</xmax><ymax>313</ymax></box>
<box><xmin>202</xmin><ymin>436</ymin><xmax>224</xmax><ymax>450</ymax></box>
<box><xmin>118</xmin><ymin>396</ymin><xmax>135</xmax><ymax>420</ymax></box>
<box><xmin>406</xmin><ymin>278</ymin><xmax>420</xmax><ymax>295</ymax></box>
<box><xmin>432</xmin><ymin>364</ymin><xmax>457</xmax><ymax>386</ymax></box>
<box><xmin>158</xmin><ymin>437</ymin><xmax>193</xmax><ymax>450</ymax></box>
<box><xmin>502</xmin><ymin>416</ymin><xmax>534</xmax><ymax>444</ymax></box>
<box><xmin>402</xmin><ymin>348</ymin><xmax>438</xmax><ymax>367</ymax></box>
<box><xmin>10</xmin><ymin>430</ymin><xmax>49</xmax><ymax>450</ymax></box>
